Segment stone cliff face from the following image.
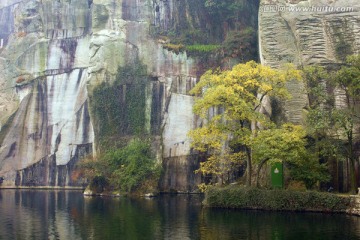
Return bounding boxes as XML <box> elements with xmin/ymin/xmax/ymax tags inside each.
<box><xmin>0</xmin><ymin>0</ymin><xmax>94</xmax><ymax>187</ymax></box>
<box><xmin>4</xmin><ymin>0</ymin><xmax>356</xmax><ymax>191</ymax></box>
<box><xmin>259</xmin><ymin>0</ymin><xmax>360</xmax><ymax>124</ymax></box>
<box><xmin>0</xmin><ymin>0</ymin><xmax>260</xmax><ymax>191</ymax></box>
<box><xmin>0</xmin><ymin>0</ymin><xmax>198</xmax><ymax>190</ymax></box>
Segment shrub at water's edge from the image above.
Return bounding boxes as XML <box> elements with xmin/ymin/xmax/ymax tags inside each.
<box><xmin>78</xmin><ymin>138</ymin><xmax>161</xmax><ymax>195</ymax></box>
<box><xmin>204</xmin><ymin>185</ymin><xmax>352</xmax><ymax>213</ymax></box>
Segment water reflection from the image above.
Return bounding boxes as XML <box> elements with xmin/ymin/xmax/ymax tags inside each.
<box><xmin>199</xmin><ymin>209</ymin><xmax>360</xmax><ymax>240</ymax></box>
<box><xmin>0</xmin><ymin>190</ymin><xmax>359</xmax><ymax>240</ymax></box>
<box><xmin>0</xmin><ymin>190</ymin><xmax>82</xmax><ymax>239</ymax></box>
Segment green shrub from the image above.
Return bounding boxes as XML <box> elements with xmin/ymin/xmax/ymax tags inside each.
<box><xmin>335</xmin><ymin>40</ymin><xmax>352</xmax><ymax>61</ymax></box>
<box><xmin>204</xmin><ymin>186</ymin><xmax>351</xmax><ymax>212</ymax></box>
<box><xmin>205</xmin><ymin>0</ymin><xmax>246</xmax><ymax>18</ymax></box>
<box><xmin>89</xmin><ymin>176</ymin><xmax>109</xmax><ymax>193</ymax></box>
<box><xmin>174</xmin><ymin>29</ymin><xmax>210</xmax><ymax>45</ymax></box>
<box><xmin>185</xmin><ymin>44</ymin><xmax>220</xmax><ymax>54</ymax></box>
<box><xmin>221</xmin><ymin>28</ymin><xmax>258</xmax><ymax>61</ymax></box>
<box><xmin>108</xmin><ymin>139</ymin><xmax>161</xmax><ymax>192</ymax></box>
<box><xmin>163</xmin><ymin>43</ymin><xmax>185</xmax><ymax>54</ymax></box>
<box><xmin>79</xmin><ymin>138</ymin><xmax>161</xmax><ymax>193</ymax></box>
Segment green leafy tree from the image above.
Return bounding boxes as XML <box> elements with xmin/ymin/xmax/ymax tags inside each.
<box><xmin>332</xmin><ymin>55</ymin><xmax>360</xmax><ymax>193</ymax></box>
<box><xmin>189</xmin><ymin>61</ymin><xmax>301</xmax><ymax>187</ymax></box>
<box><xmin>205</xmin><ymin>0</ymin><xmax>246</xmax><ymax>22</ymax></box>
<box><xmin>251</xmin><ymin>124</ymin><xmax>330</xmax><ymax>189</ymax></box>
<box><xmin>302</xmin><ymin>66</ymin><xmax>344</xmax><ymax>191</ymax></box>
<box><xmin>303</xmin><ymin>55</ymin><xmax>360</xmax><ymax>193</ymax></box>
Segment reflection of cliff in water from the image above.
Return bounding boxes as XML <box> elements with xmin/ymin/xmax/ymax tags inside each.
<box><xmin>0</xmin><ymin>190</ymin><xmax>82</xmax><ymax>239</ymax></box>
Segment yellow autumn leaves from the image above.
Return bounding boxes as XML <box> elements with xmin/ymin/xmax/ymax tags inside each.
<box><xmin>188</xmin><ymin>61</ymin><xmax>306</xmax><ymax>186</ymax></box>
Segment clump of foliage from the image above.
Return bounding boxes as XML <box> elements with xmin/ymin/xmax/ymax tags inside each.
<box><xmin>331</xmin><ymin>21</ymin><xmax>354</xmax><ymax>61</ymax></box>
<box><xmin>204</xmin><ymin>185</ymin><xmax>351</xmax><ymax>212</ymax></box>
<box><xmin>252</xmin><ymin>124</ymin><xmax>330</xmax><ymax>189</ymax></box>
<box><xmin>303</xmin><ymin>55</ymin><xmax>360</xmax><ymax>193</ymax></box>
<box><xmin>163</xmin><ymin>42</ymin><xmax>221</xmax><ymax>58</ymax></box>
<box><xmin>79</xmin><ymin>138</ymin><xmax>161</xmax><ymax>194</ymax></box>
<box><xmin>185</xmin><ymin>44</ymin><xmax>220</xmax><ymax>54</ymax></box>
<box><xmin>161</xmin><ymin>27</ymin><xmax>257</xmax><ymax>61</ymax></box>
<box><xmin>90</xmin><ymin>62</ymin><xmax>148</xmax><ymax>146</ymax></box>
<box><xmin>204</xmin><ymin>0</ymin><xmax>256</xmax><ymax>25</ymax></box>
<box><xmin>163</xmin><ymin>43</ymin><xmax>185</xmax><ymax>54</ymax></box>
<box><xmin>169</xmin><ymin>29</ymin><xmax>210</xmax><ymax>46</ymax></box>
<box><xmin>221</xmin><ymin>28</ymin><xmax>258</xmax><ymax>61</ymax></box>
<box><xmin>336</xmin><ymin>40</ymin><xmax>352</xmax><ymax>61</ymax></box>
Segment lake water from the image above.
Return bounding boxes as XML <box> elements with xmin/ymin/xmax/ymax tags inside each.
<box><xmin>0</xmin><ymin>190</ymin><xmax>359</xmax><ymax>240</ymax></box>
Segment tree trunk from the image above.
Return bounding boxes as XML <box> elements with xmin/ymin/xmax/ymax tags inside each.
<box><xmin>256</xmin><ymin>158</ymin><xmax>270</xmax><ymax>187</ymax></box>
<box><xmin>348</xmin><ymin>128</ymin><xmax>357</xmax><ymax>194</ymax></box>
<box><xmin>349</xmin><ymin>158</ymin><xmax>357</xmax><ymax>194</ymax></box>
<box><xmin>246</xmin><ymin>147</ymin><xmax>252</xmax><ymax>187</ymax></box>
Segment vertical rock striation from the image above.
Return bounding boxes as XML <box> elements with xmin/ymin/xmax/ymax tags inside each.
<box><xmin>0</xmin><ymin>0</ymin><xmax>93</xmax><ymax>187</ymax></box>
<box><xmin>259</xmin><ymin>0</ymin><xmax>360</xmax><ymax>124</ymax></box>
<box><xmin>0</xmin><ymin>0</ymin><xmax>205</xmax><ymax>190</ymax></box>
<box><xmin>0</xmin><ymin>0</ymin><xmax>259</xmax><ymax>191</ymax></box>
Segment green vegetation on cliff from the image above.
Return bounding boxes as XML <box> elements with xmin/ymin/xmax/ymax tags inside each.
<box><xmin>161</xmin><ymin>27</ymin><xmax>257</xmax><ymax>63</ymax></box>
<box><xmin>303</xmin><ymin>55</ymin><xmax>360</xmax><ymax>193</ymax></box>
<box><xmin>156</xmin><ymin>0</ymin><xmax>259</xmax><ymax>63</ymax></box>
<box><xmin>79</xmin><ymin>138</ymin><xmax>161</xmax><ymax>194</ymax></box>
<box><xmin>85</xmin><ymin>61</ymin><xmax>162</xmax><ymax>194</ymax></box>
<box><xmin>90</xmin><ymin>62</ymin><xmax>148</xmax><ymax>147</ymax></box>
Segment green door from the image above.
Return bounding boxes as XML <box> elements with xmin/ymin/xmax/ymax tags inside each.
<box><xmin>271</xmin><ymin>162</ymin><xmax>283</xmax><ymax>188</ymax></box>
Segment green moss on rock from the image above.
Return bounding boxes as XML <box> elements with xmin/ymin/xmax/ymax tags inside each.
<box><xmin>90</xmin><ymin>62</ymin><xmax>149</xmax><ymax>147</ymax></box>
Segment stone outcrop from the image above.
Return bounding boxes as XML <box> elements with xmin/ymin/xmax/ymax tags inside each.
<box><xmin>259</xmin><ymin>0</ymin><xmax>360</xmax><ymax>124</ymax></box>
<box><xmin>0</xmin><ymin>0</ymin><xmax>94</xmax><ymax>187</ymax></box>
<box><xmin>348</xmin><ymin>193</ymin><xmax>360</xmax><ymax>216</ymax></box>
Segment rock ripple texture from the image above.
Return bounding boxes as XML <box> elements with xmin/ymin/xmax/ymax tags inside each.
<box><xmin>259</xmin><ymin>0</ymin><xmax>360</xmax><ymax>123</ymax></box>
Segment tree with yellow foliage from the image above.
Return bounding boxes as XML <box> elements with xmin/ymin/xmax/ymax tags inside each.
<box><xmin>189</xmin><ymin>61</ymin><xmax>302</xmax><ymax>187</ymax></box>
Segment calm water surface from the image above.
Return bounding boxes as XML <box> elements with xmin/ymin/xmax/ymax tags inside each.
<box><xmin>0</xmin><ymin>190</ymin><xmax>359</xmax><ymax>240</ymax></box>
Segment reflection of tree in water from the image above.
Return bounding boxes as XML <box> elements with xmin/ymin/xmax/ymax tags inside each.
<box><xmin>199</xmin><ymin>209</ymin><xmax>360</xmax><ymax>240</ymax></box>
<box><xmin>77</xmin><ymin>194</ymin><xmax>203</xmax><ymax>239</ymax></box>
<box><xmin>77</xmin><ymin>196</ymin><xmax>163</xmax><ymax>239</ymax></box>
<box><xmin>0</xmin><ymin>191</ymin><xmax>359</xmax><ymax>239</ymax></box>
